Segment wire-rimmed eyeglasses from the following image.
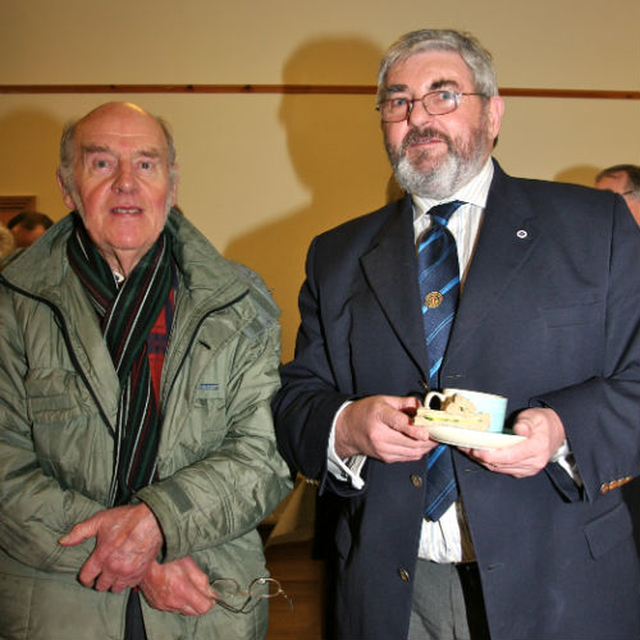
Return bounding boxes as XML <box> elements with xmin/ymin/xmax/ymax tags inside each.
<box><xmin>376</xmin><ymin>90</ymin><xmax>487</xmax><ymax>123</ymax></box>
<box><xmin>211</xmin><ymin>577</ymin><xmax>294</xmax><ymax>614</ymax></box>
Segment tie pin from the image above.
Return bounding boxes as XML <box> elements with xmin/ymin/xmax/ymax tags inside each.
<box><xmin>425</xmin><ymin>291</ymin><xmax>443</xmax><ymax>308</ymax></box>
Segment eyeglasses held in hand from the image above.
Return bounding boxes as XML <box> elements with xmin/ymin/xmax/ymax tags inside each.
<box><xmin>376</xmin><ymin>90</ymin><xmax>487</xmax><ymax>123</ymax></box>
<box><xmin>211</xmin><ymin>576</ymin><xmax>294</xmax><ymax>614</ymax></box>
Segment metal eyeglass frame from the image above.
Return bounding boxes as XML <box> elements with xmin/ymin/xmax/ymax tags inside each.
<box><xmin>211</xmin><ymin>576</ymin><xmax>294</xmax><ymax>614</ymax></box>
<box><xmin>376</xmin><ymin>90</ymin><xmax>487</xmax><ymax>123</ymax></box>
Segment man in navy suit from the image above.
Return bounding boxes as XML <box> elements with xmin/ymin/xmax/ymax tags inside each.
<box><xmin>273</xmin><ymin>29</ymin><xmax>640</xmax><ymax>640</ymax></box>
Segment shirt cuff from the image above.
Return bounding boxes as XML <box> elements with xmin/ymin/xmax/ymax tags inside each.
<box><xmin>551</xmin><ymin>439</ymin><xmax>583</xmax><ymax>487</ymax></box>
<box><xmin>326</xmin><ymin>400</ymin><xmax>366</xmax><ymax>490</ymax></box>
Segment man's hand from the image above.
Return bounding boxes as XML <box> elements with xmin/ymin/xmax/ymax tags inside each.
<box><xmin>463</xmin><ymin>407</ymin><xmax>566</xmax><ymax>477</ymax></box>
<box><xmin>335</xmin><ymin>395</ymin><xmax>436</xmax><ymax>462</ymax></box>
<box><xmin>140</xmin><ymin>557</ymin><xmax>214</xmax><ymax>616</ymax></box>
<box><xmin>59</xmin><ymin>503</ymin><xmax>163</xmax><ymax>592</ymax></box>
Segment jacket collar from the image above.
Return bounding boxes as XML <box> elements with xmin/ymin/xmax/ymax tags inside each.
<box><xmin>357</xmin><ymin>162</ymin><xmax>542</xmax><ymax>381</ymax></box>
<box><xmin>359</xmin><ymin>194</ymin><xmax>431</xmax><ymax>380</ymax></box>
<box><xmin>2</xmin><ymin>209</ymin><xmax>249</xmax><ymax>311</ymax></box>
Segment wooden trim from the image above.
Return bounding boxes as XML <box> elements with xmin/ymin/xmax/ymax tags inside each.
<box><xmin>0</xmin><ymin>196</ymin><xmax>36</xmax><ymax>226</ymax></box>
<box><xmin>0</xmin><ymin>84</ymin><xmax>638</xmax><ymax>100</ymax></box>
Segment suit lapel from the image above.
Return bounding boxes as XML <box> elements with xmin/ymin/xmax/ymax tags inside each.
<box><xmin>447</xmin><ymin>166</ymin><xmax>542</xmax><ymax>359</ymax></box>
<box><xmin>360</xmin><ymin>196</ymin><xmax>430</xmax><ymax>380</ymax></box>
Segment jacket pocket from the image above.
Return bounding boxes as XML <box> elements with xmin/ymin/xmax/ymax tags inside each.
<box><xmin>583</xmin><ymin>501</ymin><xmax>633</xmax><ymax>559</ymax></box>
<box><xmin>23</xmin><ymin>368</ymin><xmax>109</xmax><ymax>492</ymax></box>
<box><xmin>25</xmin><ymin>368</ymin><xmax>95</xmax><ymax>426</ymax></box>
<box><xmin>539</xmin><ymin>298</ymin><xmax>602</xmax><ymax>328</ymax></box>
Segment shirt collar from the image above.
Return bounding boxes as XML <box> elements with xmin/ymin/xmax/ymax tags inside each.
<box><xmin>412</xmin><ymin>157</ymin><xmax>495</xmax><ymax>221</ymax></box>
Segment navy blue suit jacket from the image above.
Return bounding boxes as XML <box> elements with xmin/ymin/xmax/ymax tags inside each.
<box><xmin>273</xmin><ymin>162</ymin><xmax>640</xmax><ymax>640</ymax></box>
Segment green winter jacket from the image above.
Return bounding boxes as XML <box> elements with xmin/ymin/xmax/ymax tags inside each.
<box><xmin>0</xmin><ymin>210</ymin><xmax>293</xmax><ymax>640</ymax></box>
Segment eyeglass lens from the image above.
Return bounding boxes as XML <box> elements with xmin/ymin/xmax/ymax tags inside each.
<box><xmin>380</xmin><ymin>91</ymin><xmax>459</xmax><ymax>122</ymax></box>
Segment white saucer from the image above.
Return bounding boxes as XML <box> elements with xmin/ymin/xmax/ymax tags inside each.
<box><xmin>425</xmin><ymin>424</ymin><xmax>526</xmax><ymax>450</ymax></box>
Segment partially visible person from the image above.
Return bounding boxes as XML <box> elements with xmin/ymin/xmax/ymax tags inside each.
<box><xmin>0</xmin><ymin>223</ymin><xmax>15</xmax><ymax>260</ymax></box>
<box><xmin>0</xmin><ymin>102</ymin><xmax>292</xmax><ymax>640</ymax></box>
<box><xmin>7</xmin><ymin>210</ymin><xmax>54</xmax><ymax>247</ymax></box>
<box><xmin>595</xmin><ymin>164</ymin><xmax>640</xmax><ymax>225</ymax></box>
<box><xmin>596</xmin><ymin>164</ymin><xmax>640</xmax><ymax>562</ymax></box>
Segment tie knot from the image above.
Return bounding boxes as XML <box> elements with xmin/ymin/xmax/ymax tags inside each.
<box><xmin>429</xmin><ymin>200</ymin><xmax>464</xmax><ymax>227</ymax></box>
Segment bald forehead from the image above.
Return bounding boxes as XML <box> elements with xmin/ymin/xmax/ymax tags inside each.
<box><xmin>76</xmin><ymin>103</ymin><xmax>166</xmax><ymax>144</ymax></box>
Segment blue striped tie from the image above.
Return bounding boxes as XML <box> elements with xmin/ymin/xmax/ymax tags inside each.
<box><xmin>417</xmin><ymin>200</ymin><xmax>463</xmax><ymax>521</ymax></box>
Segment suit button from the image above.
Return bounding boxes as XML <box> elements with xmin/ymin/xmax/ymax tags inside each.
<box><xmin>410</xmin><ymin>473</ymin><xmax>423</xmax><ymax>488</ymax></box>
<box><xmin>398</xmin><ymin>567</ymin><xmax>411</xmax><ymax>582</ymax></box>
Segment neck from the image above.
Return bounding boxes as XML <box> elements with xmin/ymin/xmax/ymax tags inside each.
<box><xmin>100</xmin><ymin>251</ymin><xmax>143</xmax><ymax>279</ymax></box>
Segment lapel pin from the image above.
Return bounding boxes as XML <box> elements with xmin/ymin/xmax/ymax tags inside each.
<box><xmin>516</xmin><ymin>229</ymin><xmax>528</xmax><ymax>239</ymax></box>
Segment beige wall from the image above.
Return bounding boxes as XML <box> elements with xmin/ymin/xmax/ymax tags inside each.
<box><xmin>1</xmin><ymin>0</ymin><xmax>638</xmax><ymax>359</ymax></box>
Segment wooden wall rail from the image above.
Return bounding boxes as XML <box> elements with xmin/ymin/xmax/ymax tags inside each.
<box><xmin>0</xmin><ymin>84</ymin><xmax>638</xmax><ymax>100</ymax></box>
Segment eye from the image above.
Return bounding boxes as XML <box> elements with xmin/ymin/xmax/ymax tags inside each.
<box><xmin>389</xmin><ymin>97</ymin><xmax>409</xmax><ymax>108</ymax></box>
<box><xmin>89</xmin><ymin>155</ymin><xmax>115</xmax><ymax>172</ymax></box>
<box><xmin>137</xmin><ymin>157</ymin><xmax>160</xmax><ymax>174</ymax></box>
<box><xmin>438</xmin><ymin>90</ymin><xmax>457</xmax><ymax>102</ymax></box>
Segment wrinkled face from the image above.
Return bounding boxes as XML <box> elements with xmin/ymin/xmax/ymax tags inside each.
<box><xmin>59</xmin><ymin>103</ymin><xmax>177</xmax><ymax>271</ymax></box>
<box><xmin>381</xmin><ymin>50</ymin><xmax>503</xmax><ymax>199</ymax></box>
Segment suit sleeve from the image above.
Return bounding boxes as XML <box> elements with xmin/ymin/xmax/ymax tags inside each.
<box><xmin>535</xmin><ymin>196</ymin><xmax>640</xmax><ymax>501</ymax></box>
<box><xmin>272</xmin><ymin>237</ymin><xmax>356</xmax><ymax>488</ymax></box>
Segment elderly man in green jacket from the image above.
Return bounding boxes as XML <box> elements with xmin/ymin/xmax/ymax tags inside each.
<box><xmin>0</xmin><ymin>102</ymin><xmax>292</xmax><ymax>640</ymax></box>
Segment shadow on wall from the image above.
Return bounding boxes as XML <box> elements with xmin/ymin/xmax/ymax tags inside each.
<box><xmin>554</xmin><ymin>164</ymin><xmax>601</xmax><ymax>187</ymax></box>
<box><xmin>223</xmin><ymin>36</ymin><xmax>393</xmax><ymax>362</ymax></box>
<box><xmin>0</xmin><ymin>108</ymin><xmax>65</xmax><ymax>220</ymax></box>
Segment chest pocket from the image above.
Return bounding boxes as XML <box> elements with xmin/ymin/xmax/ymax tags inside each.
<box><xmin>540</xmin><ymin>299</ymin><xmax>603</xmax><ymax>328</ymax></box>
<box><xmin>159</xmin><ymin>344</ymin><xmax>231</xmax><ymax>469</ymax></box>
<box><xmin>24</xmin><ymin>368</ymin><xmax>110</xmax><ymax>493</ymax></box>
<box><xmin>26</xmin><ymin>368</ymin><xmax>97</xmax><ymax>427</ymax></box>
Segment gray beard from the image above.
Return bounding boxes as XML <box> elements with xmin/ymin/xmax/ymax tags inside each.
<box><xmin>387</xmin><ymin>125</ymin><xmax>490</xmax><ymax>200</ymax></box>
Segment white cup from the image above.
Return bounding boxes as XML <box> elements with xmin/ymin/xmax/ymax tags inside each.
<box><xmin>424</xmin><ymin>388</ymin><xmax>508</xmax><ymax>433</ymax></box>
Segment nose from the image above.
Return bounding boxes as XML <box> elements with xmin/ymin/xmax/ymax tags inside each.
<box><xmin>113</xmin><ymin>163</ymin><xmax>137</xmax><ymax>193</ymax></box>
<box><xmin>407</xmin><ymin>98</ymin><xmax>433</xmax><ymax>128</ymax></box>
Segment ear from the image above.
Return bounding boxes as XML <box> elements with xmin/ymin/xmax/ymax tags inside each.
<box><xmin>487</xmin><ymin>96</ymin><xmax>505</xmax><ymax>141</ymax></box>
<box><xmin>56</xmin><ymin>169</ymin><xmax>77</xmax><ymax>211</ymax></box>
<box><xmin>169</xmin><ymin>163</ymin><xmax>179</xmax><ymax>207</ymax></box>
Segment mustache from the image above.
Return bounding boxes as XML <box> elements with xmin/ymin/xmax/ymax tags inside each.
<box><xmin>400</xmin><ymin>127</ymin><xmax>452</xmax><ymax>154</ymax></box>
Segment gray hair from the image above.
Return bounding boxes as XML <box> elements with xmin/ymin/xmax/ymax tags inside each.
<box><xmin>58</xmin><ymin>109</ymin><xmax>178</xmax><ymax>194</ymax></box>
<box><xmin>596</xmin><ymin>164</ymin><xmax>640</xmax><ymax>198</ymax></box>
<box><xmin>376</xmin><ymin>29</ymin><xmax>499</xmax><ymax>103</ymax></box>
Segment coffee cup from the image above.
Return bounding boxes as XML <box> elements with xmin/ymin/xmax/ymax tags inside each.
<box><xmin>424</xmin><ymin>388</ymin><xmax>508</xmax><ymax>433</ymax></box>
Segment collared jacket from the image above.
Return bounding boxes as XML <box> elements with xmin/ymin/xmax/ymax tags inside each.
<box><xmin>0</xmin><ymin>210</ymin><xmax>292</xmax><ymax>640</ymax></box>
